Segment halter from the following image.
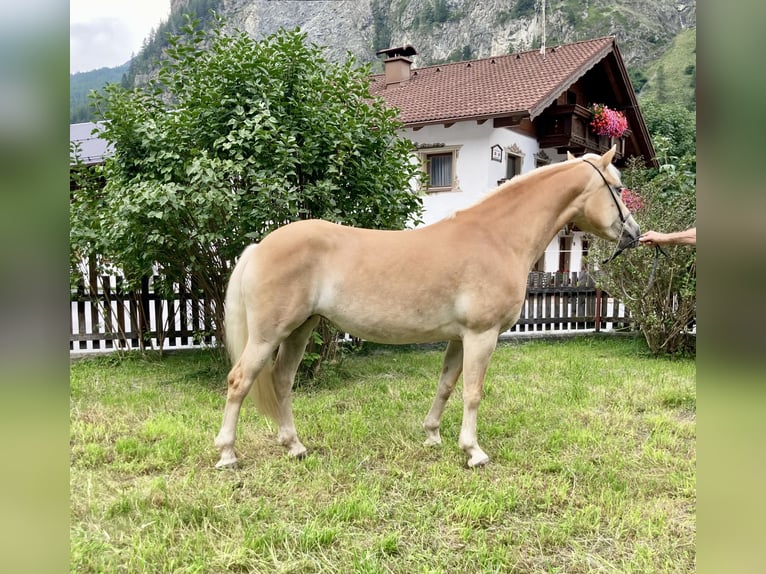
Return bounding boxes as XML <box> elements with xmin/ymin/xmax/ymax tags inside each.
<box><xmin>582</xmin><ymin>158</ymin><xmax>667</xmax><ymax>294</ymax></box>
<box><xmin>582</xmin><ymin>159</ymin><xmax>628</xmax><ymax>226</ymax></box>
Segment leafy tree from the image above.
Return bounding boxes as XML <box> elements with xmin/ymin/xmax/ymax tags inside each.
<box><xmin>588</xmin><ymin>151</ymin><xmax>696</xmax><ymax>355</ymax></box>
<box><xmin>628</xmin><ymin>68</ymin><xmax>648</xmax><ymax>94</ymax></box>
<box><xmin>416</xmin><ymin>0</ymin><xmax>453</xmax><ymax>29</ymax></box>
<box><xmin>69</xmin><ymin>143</ymin><xmax>107</xmax><ymax>281</ymax></box>
<box><xmin>654</xmin><ymin>65</ymin><xmax>668</xmax><ymax>104</ymax></box>
<box><xmin>511</xmin><ymin>0</ymin><xmax>537</xmax><ymax>19</ymax></box>
<box><xmin>124</xmin><ymin>0</ymin><xmax>223</xmax><ymax>88</ymax></box>
<box><xmin>71</xmin><ymin>20</ymin><xmax>423</xmax><ymax>356</ymax></box>
<box><xmin>640</xmin><ymin>100</ymin><xmax>696</xmax><ymax>164</ymax></box>
<box><xmin>69</xmin><ymin>63</ymin><xmax>129</xmax><ymax>122</ymax></box>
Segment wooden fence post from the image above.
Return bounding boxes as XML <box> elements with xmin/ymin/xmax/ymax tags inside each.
<box><xmin>595</xmin><ymin>287</ymin><xmax>602</xmax><ymax>333</ymax></box>
<box><xmin>102</xmin><ymin>274</ymin><xmax>114</xmax><ymax>349</ymax></box>
<box><xmin>88</xmin><ymin>257</ymin><xmax>100</xmax><ymax>351</ymax></box>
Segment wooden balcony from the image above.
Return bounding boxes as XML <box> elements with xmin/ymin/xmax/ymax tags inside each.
<box><xmin>536</xmin><ymin>104</ymin><xmax>628</xmax><ymax>158</ymax></box>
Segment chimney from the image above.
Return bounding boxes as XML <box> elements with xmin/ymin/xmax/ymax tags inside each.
<box><xmin>376</xmin><ymin>45</ymin><xmax>417</xmax><ymax>87</ymax></box>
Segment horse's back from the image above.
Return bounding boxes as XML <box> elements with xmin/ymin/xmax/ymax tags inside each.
<box><xmin>257</xmin><ymin>219</ymin><xmax>430</xmax><ymax>271</ymax></box>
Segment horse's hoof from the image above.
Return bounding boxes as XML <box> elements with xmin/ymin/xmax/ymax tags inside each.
<box><xmin>467</xmin><ymin>455</ymin><xmax>490</xmax><ymax>468</ymax></box>
<box><xmin>423</xmin><ymin>436</ymin><xmax>442</xmax><ymax>447</ymax></box>
<box><xmin>215</xmin><ymin>457</ymin><xmax>239</xmax><ymax>470</ymax></box>
<box><xmin>287</xmin><ymin>445</ymin><xmax>308</xmax><ymax>459</ymax></box>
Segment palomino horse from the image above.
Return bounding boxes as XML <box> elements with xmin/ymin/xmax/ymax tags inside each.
<box><xmin>215</xmin><ymin>146</ymin><xmax>640</xmax><ymax>468</ymax></box>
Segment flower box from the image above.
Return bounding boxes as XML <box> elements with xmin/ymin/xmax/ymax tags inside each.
<box><xmin>589</xmin><ymin>104</ymin><xmax>628</xmax><ymax>138</ymax></box>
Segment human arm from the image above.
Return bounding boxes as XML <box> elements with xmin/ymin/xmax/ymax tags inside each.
<box><xmin>639</xmin><ymin>227</ymin><xmax>696</xmax><ymax>246</ymax></box>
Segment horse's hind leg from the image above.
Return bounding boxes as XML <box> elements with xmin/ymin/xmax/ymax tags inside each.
<box><xmin>272</xmin><ymin>316</ymin><xmax>320</xmax><ymax>458</ymax></box>
<box><xmin>423</xmin><ymin>340</ymin><xmax>463</xmax><ymax>446</ymax></box>
<box><xmin>214</xmin><ymin>342</ymin><xmax>275</xmax><ymax>468</ymax></box>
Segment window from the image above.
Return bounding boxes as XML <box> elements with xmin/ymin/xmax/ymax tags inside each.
<box><xmin>534</xmin><ymin>150</ymin><xmax>551</xmax><ymax>169</ymax></box>
<box><xmin>419</xmin><ymin>146</ymin><xmax>460</xmax><ymax>192</ymax></box>
<box><xmin>427</xmin><ymin>152</ymin><xmax>452</xmax><ymax>188</ymax></box>
<box><xmin>506</xmin><ymin>153</ymin><xmax>522</xmax><ymax>179</ymax></box>
<box><xmin>558</xmin><ymin>234</ymin><xmax>572</xmax><ymax>272</ymax></box>
<box><xmin>504</xmin><ymin>144</ymin><xmax>525</xmax><ymax>179</ymax></box>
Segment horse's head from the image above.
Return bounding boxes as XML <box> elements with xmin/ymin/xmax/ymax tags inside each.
<box><xmin>568</xmin><ymin>146</ymin><xmax>641</xmax><ymax>256</ymax></box>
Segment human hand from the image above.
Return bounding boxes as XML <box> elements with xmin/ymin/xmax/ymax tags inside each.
<box><xmin>638</xmin><ymin>231</ymin><xmax>668</xmax><ymax>246</ymax></box>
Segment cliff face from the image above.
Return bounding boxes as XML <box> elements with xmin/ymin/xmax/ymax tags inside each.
<box><xmin>207</xmin><ymin>0</ymin><xmax>695</xmax><ymax>70</ymax></box>
<box><xmin>71</xmin><ymin>2</ymin><xmax>694</xmax><ymax>122</ymax></box>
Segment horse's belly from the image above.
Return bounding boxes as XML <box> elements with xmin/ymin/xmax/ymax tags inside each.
<box><xmin>313</xmin><ymin>247</ymin><xmax>525</xmax><ymax>343</ymax></box>
<box><xmin>317</xmin><ymin>287</ymin><xmax>521</xmax><ymax>344</ymax></box>
<box><xmin>340</xmin><ymin>323</ymin><xmax>459</xmax><ymax>345</ymax></box>
<box><xmin>317</xmin><ymin>288</ymin><xmax>461</xmax><ymax>344</ymax></box>
<box><xmin>327</xmin><ymin>307</ymin><xmax>461</xmax><ymax>344</ymax></box>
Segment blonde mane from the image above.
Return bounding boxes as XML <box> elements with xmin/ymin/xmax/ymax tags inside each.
<box><xmin>447</xmin><ymin>156</ymin><xmax>578</xmax><ymax>220</ymax></box>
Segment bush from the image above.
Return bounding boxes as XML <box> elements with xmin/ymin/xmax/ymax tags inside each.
<box><xmin>587</xmin><ymin>155</ymin><xmax>696</xmax><ymax>355</ymax></box>
<box><xmin>71</xmin><ymin>19</ymin><xmax>423</xmax><ymax>367</ymax></box>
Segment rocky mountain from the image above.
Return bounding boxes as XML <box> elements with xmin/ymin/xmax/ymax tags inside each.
<box><xmin>210</xmin><ymin>0</ymin><xmax>695</xmax><ymax>71</ymax></box>
<box><xmin>71</xmin><ymin>0</ymin><xmax>696</xmax><ymax>122</ymax></box>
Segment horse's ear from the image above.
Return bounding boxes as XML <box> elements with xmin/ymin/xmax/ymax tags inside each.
<box><xmin>600</xmin><ymin>145</ymin><xmax>617</xmax><ymax>167</ymax></box>
<box><xmin>566</xmin><ymin>151</ymin><xmax>576</xmax><ymax>160</ymax></box>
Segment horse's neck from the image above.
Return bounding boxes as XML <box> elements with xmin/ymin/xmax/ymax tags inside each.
<box><xmin>462</xmin><ymin>164</ymin><xmax>585</xmax><ymax>263</ymax></box>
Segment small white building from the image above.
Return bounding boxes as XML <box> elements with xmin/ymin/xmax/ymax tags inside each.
<box><xmin>70</xmin><ymin>121</ymin><xmax>111</xmax><ymax>165</ymax></box>
<box><xmin>369</xmin><ymin>37</ymin><xmax>656</xmax><ymax>274</ymax></box>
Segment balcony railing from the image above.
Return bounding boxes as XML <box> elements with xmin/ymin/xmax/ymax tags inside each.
<box><xmin>537</xmin><ymin>104</ymin><xmax>628</xmax><ymax>158</ymax></box>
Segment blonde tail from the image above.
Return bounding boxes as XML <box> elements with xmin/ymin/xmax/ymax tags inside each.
<box><xmin>224</xmin><ymin>244</ymin><xmax>255</xmax><ymax>364</ymax></box>
<box><xmin>224</xmin><ymin>244</ymin><xmax>280</xmax><ymax>422</ymax></box>
<box><xmin>248</xmin><ymin>363</ymin><xmax>280</xmax><ymax>423</ymax></box>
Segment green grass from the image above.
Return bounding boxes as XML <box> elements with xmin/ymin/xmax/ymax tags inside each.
<box><xmin>70</xmin><ymin>335</ymin><xmax>695</xmax><ymax>573</ymax></box>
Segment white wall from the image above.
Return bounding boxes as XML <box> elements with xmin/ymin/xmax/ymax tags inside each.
<box><xmin>407</xmin><ymin>122</ymin><xmax>546</xmax><ymax>225</ymax></box>
<box><xmin>570</xmin><ymin>232</ymin><xmax>586</xmax><ymax>273</ymax></box>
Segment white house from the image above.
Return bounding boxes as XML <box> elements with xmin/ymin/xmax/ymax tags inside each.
<box><xmin>369</xmin><ymin>37</ymin><xmax>656</xmax><ymax>274</ymax></box>
<box><xmin>69</xmin><ymin>121</ymin><xmax>111</xmax><ymax>165</ymax></box>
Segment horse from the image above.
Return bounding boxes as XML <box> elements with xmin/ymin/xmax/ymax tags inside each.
<box><xmin>214</xmin><ymin>146</ymin><xmax>640</xmax><ymax>469</ymax></box>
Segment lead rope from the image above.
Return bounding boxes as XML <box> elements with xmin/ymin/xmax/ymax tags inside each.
<box><xmin>613</xmin><ymin>243</ymin><xmax>667</xmax><ymax>302</ymax></box>
<box><xmin>601</xmin><ymin>228</ymin><xmax>629</xmax><ymax>264</ymax></box>
<box><xmin>644</xmin><ymin>244</ymin><xmax>668</xmax><ymax>295</ymax></box>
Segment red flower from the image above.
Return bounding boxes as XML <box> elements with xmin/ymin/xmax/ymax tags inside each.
<box><xmin>620</xmin><ymin>188</ymin><xmax>643</xmax><ymax>212</ymax></box>
<box><xmin>590</xmin><ymin>104</ymin><xmax>628</xmax><ymax>138</ymax></box>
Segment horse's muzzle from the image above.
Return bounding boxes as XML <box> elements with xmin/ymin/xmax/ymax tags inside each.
<box><xmin>603</xmin><ymin>215</ymin><xmax>640</xmax><ymax>264</ymax></box>
<box><xmin>618</xmin><ymin>216</ymin><xmax>641</xmax><ymax>251</ymax></box>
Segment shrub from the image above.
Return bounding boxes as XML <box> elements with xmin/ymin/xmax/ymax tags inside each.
<box><xmin>71</xmin><ymin>18</ymin><xmax>423</xmax><ymax>366</ymax></box>
<box><xmin>587</xmin><ymin>154</ymin><xmax>696</xmax><ymax>355</ymax></box>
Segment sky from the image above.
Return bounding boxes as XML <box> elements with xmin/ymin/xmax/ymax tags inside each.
<box><xmin>70</xmin><ymin>0</ymin><xmax>171</xmax><ymax>74</ymax></box>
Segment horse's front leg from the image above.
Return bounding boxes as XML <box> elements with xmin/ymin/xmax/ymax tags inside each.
<box><xmin>423</xmin><ymin>340</ymin><xmax>463</xmax><ymax>446</ymax></box>
<box><xmin>458</xmin><ymin>330</ymin><xmax>499</xmax><ymax>468</ymax></box>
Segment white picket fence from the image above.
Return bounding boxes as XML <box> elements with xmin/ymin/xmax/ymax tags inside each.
<box><xmin>70</xmin><ymin>271</ymin><xmax>633</xmax><ymax>356</ymax></box>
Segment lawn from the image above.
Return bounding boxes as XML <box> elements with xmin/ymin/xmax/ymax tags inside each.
<box><xmin>70</xmin><ymin>335</ymin><xmax>695</xmax><ymax>573</ymax></box>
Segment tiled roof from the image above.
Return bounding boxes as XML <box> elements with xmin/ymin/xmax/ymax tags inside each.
<box><xmin>369</xmin><ymin>36</ymin><xmax>616</xmax><ymax>126</ymax></box>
